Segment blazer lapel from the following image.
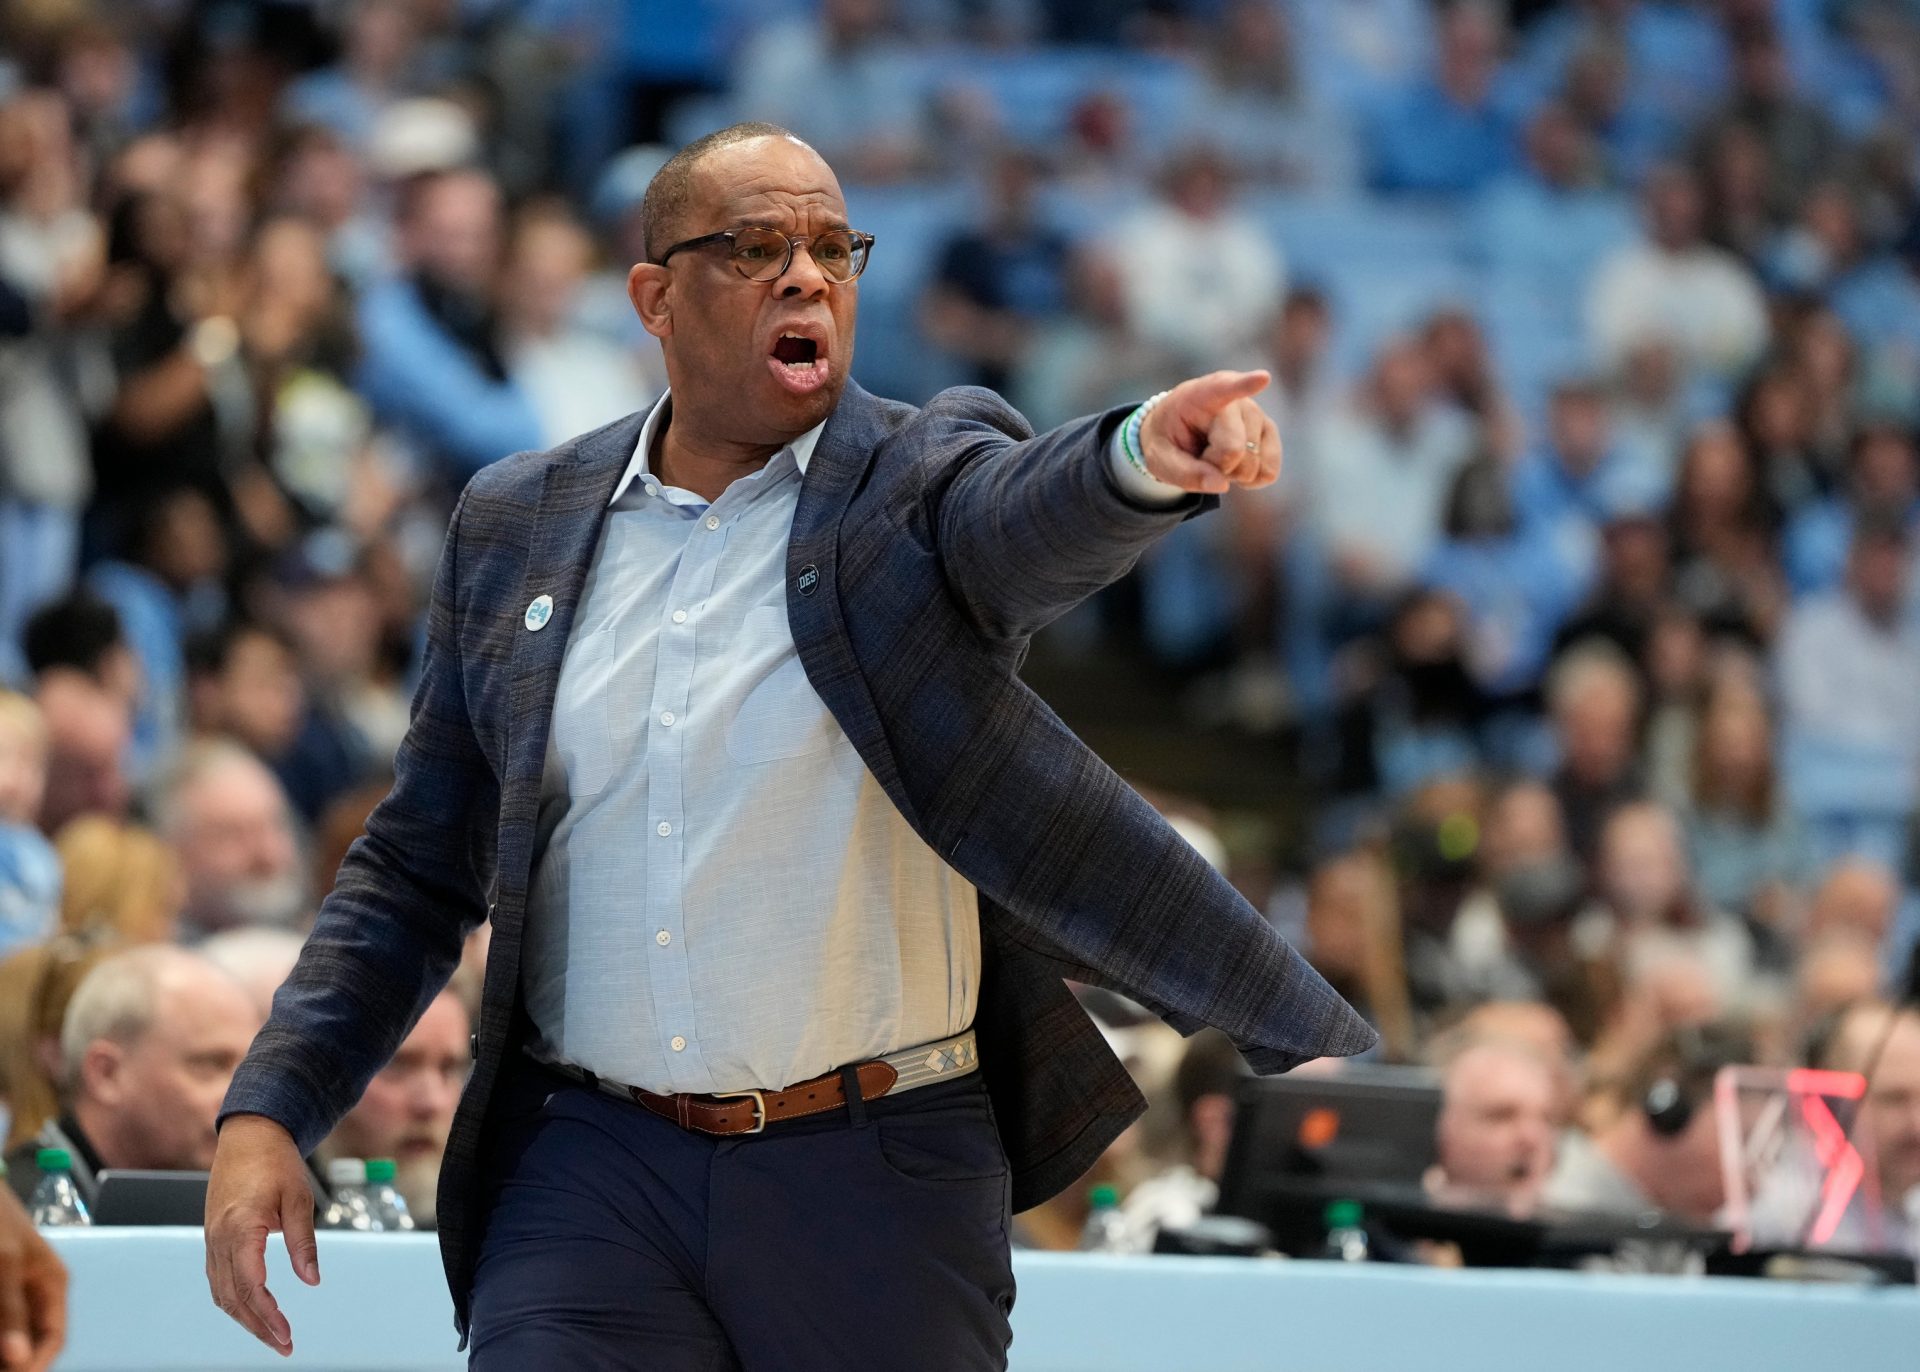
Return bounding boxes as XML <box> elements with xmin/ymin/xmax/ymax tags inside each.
<box><xmin>493</xmin><ymin>416</ymin><xmax>643</xmax><ymax>921</ymax></box>
<box><xmin>787</xmin><ymin>383</ymin><xmax>908</xmax><ymax>806</ymax></box>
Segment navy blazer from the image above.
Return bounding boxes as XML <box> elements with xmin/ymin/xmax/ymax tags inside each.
<box><xmin>222</xmin><ymin>381</ymin><xmax>1374</xmax><ymax>1339</ymax></box>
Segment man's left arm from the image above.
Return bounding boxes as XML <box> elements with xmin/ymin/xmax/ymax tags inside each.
<box><xmin>931</xmin><ymin>370</ymin><xmax>1280</xmax><ymax>642</ymax></box>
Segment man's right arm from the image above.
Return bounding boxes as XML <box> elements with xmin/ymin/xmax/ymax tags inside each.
<box><xmin>220</xmin><ymin>480</ymin><xmax>500</xmax><ymax>1148</ymax></box>
<box><xmin>207</xmin><ymin>481</ymin><xmax>499</xmax><ymax>1357</ymax></box>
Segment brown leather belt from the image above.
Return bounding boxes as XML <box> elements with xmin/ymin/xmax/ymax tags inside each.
<box><xmin>538</xmin><ymin>1028</ymin><xmax>979</xmax><ymax>1137</ymax></box>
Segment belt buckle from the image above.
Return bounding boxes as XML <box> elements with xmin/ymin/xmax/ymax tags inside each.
<box><xmin>713</xmin><ymin>1088</ymin><xmax>767</xmax><ymax>1134</ymax></box>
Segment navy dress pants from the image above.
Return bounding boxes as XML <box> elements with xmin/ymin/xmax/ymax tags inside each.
<box><xmin>466</xmin><ymin>1059</ymin><xmax>1017</xmax><ymax>1370</ymax></box>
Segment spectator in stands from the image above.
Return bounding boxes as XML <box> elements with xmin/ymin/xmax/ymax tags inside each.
<box><xmin>1475</xmin><ymin>99</ymin><xmax>1635</xmax><ymax>295</ymax></box>
<box><xmin>1303</xmin><ymin>850</ymin><xmax>1412</xmax><ymax>1060</ymax></box>
<box><xmin>1667</xmin><ymin>420</ymin><xmax>1785</xmax><ymax>644</ymax></box>
<box><xmin>1696</xmin><ymin>121</ymin><xmax>1775</xmax><ymax>266</ymax></box>
<box><xmin>1508</xmin><ymin>0</ymin><xmax>1729</xmax><ymax>153</ymax></box>
<box><xmin>156</xmin><ymin>741</ymin><xmax>309</xmax><ymax>941</ymax></box>
<box><xmin>1776</xmin><ymin>513</ymin><xmax>1920</xmax><ymax>868</ymax></box>
<box><xmin>1305</xmin><ymin>335</ymin><xmax>1476</xmax><ymax>606</ymax></box>
<box><xmin>85</xmin><ymin>486</ymin><xmax>231</xmax><ymax>780</ymax></box>
<box><xmin>318</xmin><ymin>988</ymin><xmax>469</xmax><ymax>1228</ymax></box>
<box><xmin>1366</xmin><ymin>0</ymin><xmax>1516</xmax><ymax>195</ymax></box>
<box><xmin>0</xmin><ymin>932</ymin><xmax>121</xmax><ymax>1166</ymax></box>
<box><xmin>1189</xmin><ymin>0</ymin><xmax>1360</xmax><ymax>192</ymax></box>
<box><xmin>500</xmin><ymin>202</ymin><xmax>655</xmax><ymax>447</ymax></box>
<box><xmin>0</xmin><ymin>693</ymin><xmax>58</xmax><ymax>955</ymax></box>
<box><xmin>282</xmin><ymin>0</ymin><xmax>431</xmax><ymax>151</ymax></box>
<box><xmin>354</xmin><ymin>168</ymin><xmax>542</xmax><ymax>480</ymax></box>
<box><xmin>1545</xmin><ymin>1025</ymin><xmax>1752</xmax><ymax>1222</ymax></box>
<box><xmin>1447</xmin><ymin>780</ymin><xmax>1590</xmax><ymax>1008</ymax></box>
<box><xmin>1693</xmin><ymin>20</ymin><xmax>1839</xmax><ymax>220</ymax></box>
<box><xmin>1736</xmin><ymin>362</ymin><xmax>1825</xmax><ymax>519</ymax></box>
<box><xmin>187</xmin><ymin>618</ymin><xmax>364</xmax><ymax>823</ymax></box>
<box><xmin>1783</xmin><ymin>422</ymin><xmax>1918</xmax><ymax>600</ymax></box>
<box><xmin>200</xmin><ymin>927</ymin><xmax>305</xmax><ymax>1021</ymax></box>
<box><xmin>731</xmin><ymin>0</ymin><xmax>927</xmax><ymax>183</ymax></box>
<box><xmin>6</xmin><ymin>944</ymin><xmax>258</xmax><ymax>1205</ymax></box>
<box><xmin>267</xmin><ymin>124</ymin><xmax>387</xmax><ymax>289</ymax></box>
<box><xmin>1110</xmin><ymin>145</ymin><xmax>1283</xmax><ymax>374</ymax></box>
<box><xmin>1678</xmin><ymin>673</ymin><xmax>1809</xmax><ymax>936</ymax></box>
<box><xmin>1514</xmin><ymin>376</ymin><xmax>1663</xmax><ymax>592</ymax></box>
<box><xmin>1583</xmin><ymin>801</ymin><xmax>1757</xmax><ymax>1011</ymax></box>
<box><xmin>921</xmin><ymin>153</ymin><xmax>1070</xmax><ymax>395</ymax></box>
<box><xmin>0</xmin><ymin>89</ymin><xmax>97</xmax><ymax>674</ymax></box>
<box><xmin>1804</xmin><ymin>859</ymin><xmax>1899</xmax><ymax>956</ymax></box>
<box><xmin>32</xmin><ymin>669</ymin><xmax>132</xmax><ymax>836</ymax></box>
<box><xmin>1545</xmin><ymin>643</ymin><xmax>1643</xmax><ymax>862</ymax></box>
<box><xmin>1553</xmin><ymin>513</ymin><xmax>1671</xmax><ymax>666</ymax></box>
<box><xmin>1424</xmin><ymin>1034</ymin><xmax>1559</xmax><ymax>1216</ymax></box>
<box><xmin>274</xmin><ymin>535</ymin><xmax>411</xmax><ymax>774</ymax></box>
<box><xmin>1423</xmin><ymin>310</ymin><xmax>1521</xmax><ymax>463</ymax></box>
<box><xmin>1588</xmin><ymin>163</ymin><xmax>1770</xmax><ymax>381</ymax></box>
<box><xmin>1805</xmin><ymin>1002</ymin><xmax>1920</xmax><ymax>1253</ymax></box>
<box><xmin>1421</xmin><ymin>456</ymin><xmax>1581</xmax><ymax>697</ymax></box>
<box><xmin>20</xmin><ymin>594</ymin><xmax>139</xmax><ymax>721</ymax></box>
<box><xmin>53</xmin><ymin>817</ymin><xmax>180</xmax><ymax>945</ymax></box>
<box><xmin>1450</xmin><ymin>999</ymin><xmax>1584</xmax><ymax>1127</ymax></box>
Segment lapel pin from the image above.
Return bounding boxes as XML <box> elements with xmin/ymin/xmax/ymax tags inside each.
<box><xmin>525</xmin><ymin>594</ymin><xmax>554</xmax><ymax>631</ymax></box>
<box><xmin>797</xmin><ymin>564</ymin><xmax>819</xmax><ymax>597</ymax></box>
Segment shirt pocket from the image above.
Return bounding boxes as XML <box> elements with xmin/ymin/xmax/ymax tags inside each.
<box><xmin>725</xmin><ymin>604</ymin><xmax>835</xmax><ymax>764</ymax></box>
<box><xmin>552</xmin><ymin>625</ymin><xmax>616</xmax><ymax>798</ymax></box>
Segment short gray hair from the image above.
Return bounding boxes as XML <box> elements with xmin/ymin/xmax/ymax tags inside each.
<box><xmin>150</xmin><ymin>738</ymin><xmax>282</xmax><ymax>841</ymax></box>
<box><xmin>59</xmin><ymin>945</ymin><xmax>181</xmax><ymax>1088</ymax></box>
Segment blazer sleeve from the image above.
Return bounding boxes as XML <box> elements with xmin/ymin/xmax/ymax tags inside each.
<box><xmin>219</xmin><ymin>483</ymin><xmax>500</xmax><ymax>1153</ymax></box>
<box><xmin>922</xmin><ymin>387</ymin><xmax>1219</xmax><ymax>643</ymax></box>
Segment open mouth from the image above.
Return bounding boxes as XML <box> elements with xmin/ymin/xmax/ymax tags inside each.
<box><xmin>767</xmin><ymin>328</ymin><xmax>830</xmax><ymax>395</ymax></box>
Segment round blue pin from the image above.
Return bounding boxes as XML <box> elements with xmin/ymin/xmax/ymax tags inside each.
<box><xmin>525</xmin><ymin>594</ymin><xmax>554</xmax><ymax>631</ymax></box>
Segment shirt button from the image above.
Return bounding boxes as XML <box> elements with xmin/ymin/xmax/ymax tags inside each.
<box><xmin>670</xmin><ymin>1035</ymin><xmax>687</xmax><ymax>1052</ymax></box>
<box><xmin>660</xmin><ymin>711</ymin><xmax>675</xmax><ymax>726</ymax></box>
<box><xmin>655</xmin><ymin>929</ymin><xmax>671</xmax><ymax>946</ymax></box>
<box><xmin>704</xmin><ymin>515</ymin><xmax>719</xmax><ymax>530</ymax></box>
<box><xmin>656</xmin><ymin>821</ymin><xmax>671</xmax><ymax>836</ymax></box>
<box><xmin>672</xmin><ymin>610</ymin><xmax>687</xmax><ymax>623</ymax></box>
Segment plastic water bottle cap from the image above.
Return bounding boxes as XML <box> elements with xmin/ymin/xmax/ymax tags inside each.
<box><xmin>327</xmin><ymin>1158</ymin><xmax>367</xmax><ymax>1187</ymax></box>
<box><xmin>1088</xmin><ymin>1183</ymin><xmax>1119</xmax><ymax>1210</ymax></box>
<box><xmin>35</xmin><ymin>1148</ymin><xmax>70</xmax><ymax>1172</ymax></box>
<box><xmin>1324</xmin><ymin>1199</ymin><xmax>1363</xmax><ymax>1228</ymax></box>
<box><xmin>365</xmin><ymin>1159</ymin><xmax>397</xmax><ymax>1184</ymax></box>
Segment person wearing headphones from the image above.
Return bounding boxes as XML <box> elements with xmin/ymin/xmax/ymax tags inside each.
<box><xmin>1543</xmin><ymin>1025</ymin><xmax>1752</xmax><ymax>1223</ymax></box>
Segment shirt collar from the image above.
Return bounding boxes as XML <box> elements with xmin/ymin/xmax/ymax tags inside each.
<box><xmin>607</xmin><ymin>389</ymin><xmax>827</xmax><ymax>509</ymax></box>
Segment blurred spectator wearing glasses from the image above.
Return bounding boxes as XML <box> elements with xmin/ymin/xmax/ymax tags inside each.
<box><xmin>5</xmin><ymin>945</ymin><xmax>258</xmax><ymax>1206</ymax></box>
<box><xmin>318</xmin><ymin>987</ymin><xmax>470</xmax><ymax>1229</ymax></box>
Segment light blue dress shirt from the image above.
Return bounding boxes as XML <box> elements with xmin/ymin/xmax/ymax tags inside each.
<box><xmin>524</xmin><ymin>392</ymin><xmax>1184</xmax><ymax>1094</ymax></box>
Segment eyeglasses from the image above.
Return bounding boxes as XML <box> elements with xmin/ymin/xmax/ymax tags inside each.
<box><xmin>654</xmin><ymin>227</ymin><xmax>876</xmax><ymax>283</ymax></box>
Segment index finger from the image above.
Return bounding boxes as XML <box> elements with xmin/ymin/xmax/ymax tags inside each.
<box><xmin>1175</xmin><ymin>369</ymin><xmax>1270</xmax><ymax>416</ymax></box>
<box><xmin>214</xmin><ymin>1219</ymin><xmax>293</xmax><ymax>1355</ymax></box>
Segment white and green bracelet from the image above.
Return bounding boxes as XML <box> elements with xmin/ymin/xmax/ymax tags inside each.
<box><xmin>1120</xmin><ymin>389</ymin><xmax>1171</xmax><ymax>481</ymax></box>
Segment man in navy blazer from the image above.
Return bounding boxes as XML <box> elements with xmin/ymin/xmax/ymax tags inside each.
<box><xmin>206</xmin><ymin>124</ymin><xmax>1373</xmax><ymax>1368</ymax></box>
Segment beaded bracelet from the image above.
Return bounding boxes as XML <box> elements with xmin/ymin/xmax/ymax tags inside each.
<box><xmin>1120</xmin><ymin>389</ymin><xmax>1171</xmax><ymax>481</ymax></box>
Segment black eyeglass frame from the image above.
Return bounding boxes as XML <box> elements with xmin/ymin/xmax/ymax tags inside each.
<box><xmin>653</xmin><ymin>228</ymin><xmax>877</xmax><ymax>282</ymax></box>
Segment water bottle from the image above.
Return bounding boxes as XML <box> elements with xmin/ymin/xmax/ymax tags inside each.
<box><xmin>28</xmin><ymin>1149</ymin><xmax>89</xmax><ymax>1227</ymax></box>
<box><xmin>1077</xmin><ymin>1183</ymin><xmax>1131</xmax><ymax>1253</ymax></box>
<box><xmin>1323</xmin><ymin>1199</ymin><xmax>1368</xmax><ymax>1262</ymax></box>
<box><xmin>365</xmin><ymin>1158</ymin><xmax>415</xmax><ymax>1232</ymax></box>
<box><xmin>323</xmin><ymin>1158</ymin><xmax>379</xmax><ymax>1231</ymax></box>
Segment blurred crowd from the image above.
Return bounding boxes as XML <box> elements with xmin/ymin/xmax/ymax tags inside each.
<box><xmin>0</xmin><ymin>0</ymin><xmax>1917</xmax><ymax>1262</ymax></box>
